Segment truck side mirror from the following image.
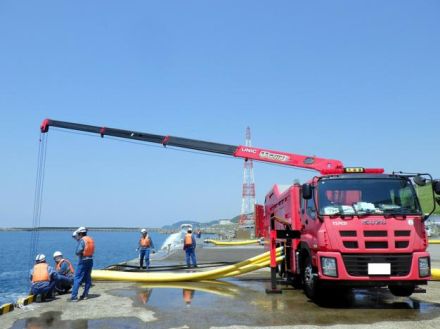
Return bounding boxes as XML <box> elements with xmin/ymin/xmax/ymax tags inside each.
<box><xmin>302</xmin><ymin>184</ymin><xmax>313</xmax><ymax>200</ymax></box>
<box><xmin>414</xmin><ymin>175</ymin><xmax>427</xmax><ymax>186</ymax></box>
<box><xmin>433</xmin><ymin>180</ymin><xmax>440</xmax><ymax>194</ymax></box>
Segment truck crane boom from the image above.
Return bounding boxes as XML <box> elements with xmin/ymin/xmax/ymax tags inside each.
<box><xmin>37</xmin><ymin>118</ymin><xmax>440</xmax><ymax>301</ymax></box>
<box><xmin>40</xmin><ymin>119</ymin><xmax>382</xmax><ymax>174</ymax></box>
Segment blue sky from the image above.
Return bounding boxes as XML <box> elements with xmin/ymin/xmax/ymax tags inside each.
<box><xmin>0</xmin><ymin>1</ymin><xmax>439</xmax><ymax>227</ymax></box>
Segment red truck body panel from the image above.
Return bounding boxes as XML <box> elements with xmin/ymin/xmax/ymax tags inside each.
<box><xmin>263</xmin><ymin>176</ymin><xmax>431</xmax><ymax>286</ymax></box>
<box><xmin>254</xmin><ymin>204</ymin><xmax>267</xmax><ymax>239</ymax></box>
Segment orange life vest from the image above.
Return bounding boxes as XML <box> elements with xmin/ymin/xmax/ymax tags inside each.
<box><xmin>32</xmin><ymin>263</ymin><xmax>49</xmax><ymax>283</ymax></box>
<box><xmin>55</xmin><ymin>258</ymin><xmax>75</xmax><ymax>275</ymax></box>
<box><xmin>140</xmin><ymin>236</ymin><xmax>151</xmax><ymax>247</ymax></box>
<box><xmin>184</xmin><ymin>233</ymin><xmax>193</xmax><ymax>246</ymax></box>
<box><xmin>82</xmin><ymin>236</ymin><xmax>95</xmax><ymax>257</ymax></box>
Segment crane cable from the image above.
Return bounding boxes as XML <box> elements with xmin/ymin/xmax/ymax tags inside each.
<box><xmin>28</xmin><ymin>133</ymin><xmax>49</xmax><ymax>286</ymax></box>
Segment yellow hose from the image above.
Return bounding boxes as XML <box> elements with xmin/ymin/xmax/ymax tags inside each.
<box><xmin>429</xmin><ymin>240</ymin><xmax>440</xmax><ymax>244</ymax></box>
<box><xmin>208</xmin><ymin>256</ymin><xmax>284</xmax><ymax>279</ymax></box>
<box><xmin>92</xmin><ymin>248</ymin><xmax>282</xmax><ymax>283</ymax></box>
<box><xmin>205</xmin><ymin>239</ymin><xmax>261</xmax><ymax>246</ymax></box>
<box><xmin>203</xmin><ymin>254</ymin><xmax>275</xmax><ymax>280</ymax></box>
<box><xmin>431</xmin><ymin>269</ymin><xmax>440</xmax><ymax>280</ymax></box>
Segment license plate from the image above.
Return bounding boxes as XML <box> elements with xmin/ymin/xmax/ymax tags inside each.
<box><xmin>368</xmin><ymin>263</ymin><xmax>391</xmax><ymax>275</ymax></box>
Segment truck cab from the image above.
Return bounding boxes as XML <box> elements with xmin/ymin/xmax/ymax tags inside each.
<box><xmin>265</xmin><ymin>172</ymin><xmax>433</xmax><ymax>299</ymax></box>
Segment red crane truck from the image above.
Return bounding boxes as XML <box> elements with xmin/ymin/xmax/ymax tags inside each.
<box><xmin>40</xmin><ymin>119</ymin><xmax>440</xmax><ymax>299</ymax></box>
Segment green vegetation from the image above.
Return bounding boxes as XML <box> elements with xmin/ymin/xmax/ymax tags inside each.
<box><xmin>416</xmin><ymin>185</ymin><xmax>440</xmax><ymax>215</ymax></box>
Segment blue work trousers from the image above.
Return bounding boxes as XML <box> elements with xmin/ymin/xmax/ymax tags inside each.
<box><xmin>31</xmin><ymin>280</ymin><xmax>56</xmax><ymax>297</ymax></box>
<box><xmin>139</xmin><ymin>248</ymin><xmax>151</xmax><ymax>269</ymax></box>
<box><xmin>185</xmin><ymin>247</ymin><xmax>197</xmax><ymax>267</ymax></box>
<box><xmin>55</xmin><ymin>274</ymin><xmax>73</xmax><ymax>293</ymax></box>
<box><xmin>71</xmin><ymin>259</ymin><xmax>93</xmax><ymax>299</ymax></box>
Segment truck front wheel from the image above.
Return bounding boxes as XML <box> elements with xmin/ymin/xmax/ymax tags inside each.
<box><xmin>388</xmin><ymin>284</ymin><xmax>415</xmax><ymax>297</ymax></box>
<box><xmin>303</xmin><ymin>256</ymin><xmax>320</xmax><ymax>299</ymax></box>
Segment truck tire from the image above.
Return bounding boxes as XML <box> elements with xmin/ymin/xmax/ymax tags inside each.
<box><xmin>302</xmin><ymin>256</ymin><xmax>320</xmax><ymax>300</ymax></box>
<box><xmin>388</xmin><ymin>284</ymin><xmax>415</xmax><ymax>297</ymax></box>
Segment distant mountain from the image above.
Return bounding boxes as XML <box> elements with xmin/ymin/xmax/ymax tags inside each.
<box><xmin>162</xmin><ymin>214</ymin><xmax>242</xmax><ymax>230</ymax></box>
<box><xmin>230</xmin><ymin>215</ymin><xmax>241</xmax><ymax>223</ymax></box>
<box><xmin>161</xmin><ymin>220</ymin><xmax>206</xmax><ymax>230</ymax></box>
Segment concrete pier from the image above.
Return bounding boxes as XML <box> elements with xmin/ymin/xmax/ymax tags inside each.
<box><xmin>3</xmin><ymin>245</ymin><xmax>440</xmax><ymax>329</ymax></box>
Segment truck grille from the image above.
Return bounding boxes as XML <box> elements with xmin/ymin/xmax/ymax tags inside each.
<box><xmin>340</xmin><ymin>230</ymin><xmax>357</xmax><ymax>237</ymax></box>
<box><xmin>339</xmin><ymin>230</ymin><xmax>411</xmax><ymax>250</ymax></box>
<box><xmin>364</xmin><ymin>230</ymin><xmax>387</xmax><ymax>237</ymax></box>
<box><xmin>343</xmin><ymin>241</ymin><xmax>359</xmax><ymax>249</ymax></box>
<box><xmin>342</xmin><ymin>254</ymin><xmax>412</xmax><ymax>276</ymax></box>
<box><xmin>395</xmin><ymin>230</ymin><xmax>410</xmax><ymax>237</ymax></box>
<box><xmin>365</xmin><ymin>241</ymin><xmax>388</xmax><ymax>249</ymax></box>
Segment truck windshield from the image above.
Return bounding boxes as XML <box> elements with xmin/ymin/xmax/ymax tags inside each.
<box><xmin>317</xmin><ymin>178</ymin><xmax>421</xmax><ymax>216</ymax></box>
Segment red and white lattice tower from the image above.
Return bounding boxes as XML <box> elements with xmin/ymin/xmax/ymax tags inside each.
<box><xmin>239</xmin><ymin>127</ymin><xmax>256</xmax><ymax>228</ymax></box>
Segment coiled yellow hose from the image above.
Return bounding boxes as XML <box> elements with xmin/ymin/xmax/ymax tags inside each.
<box><xmin>92</xmin><ymin>247</ymin><xmax>283</xmax><ymax>282</ymax></box>
<box><xmin>204</xmin><ymin>239</ymin><xmax>261</xmax><ymax>246</ymax></box>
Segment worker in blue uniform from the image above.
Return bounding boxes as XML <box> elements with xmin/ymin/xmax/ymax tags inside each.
<box><xmin>183</xmin><ymin>228</ymin><xmax>197</xmax><ymax>268</ymax></box>
<box><xmin>137</xmin><ymin>229</ymin><xmax>155</xmax><ymax>270</ymax></box>
<box><xmin>29</xmin><ymin>254</ymin><xmax>57</xmax><ymax>302</ymax></box>
<box><xmin>53</xmin><ymin>251</ymin><xmax>74</xmax><ymax>294</ymax></box>
<box><xmin>69</xmin><ymin>226</ymin><xmax>95</xmax><ymax>302</ymax></box>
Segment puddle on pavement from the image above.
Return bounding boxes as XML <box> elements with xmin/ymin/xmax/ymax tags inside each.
<box><xmin>10</xmin><ymin>311</ymin><xmax>144</xmax><ymax>329</ymax></box>
<box><xmin>10</xmin><ymin>279</ymin><xmax>440</xmax><ymax>329</ymax></box>
<box><xmin>116</xmin><ymin>280</ymin><xmax>440</xmax><ymax>328</ymax></box>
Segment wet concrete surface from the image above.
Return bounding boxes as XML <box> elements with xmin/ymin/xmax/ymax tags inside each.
<box><xmin>6</xmin><ymin>277</ymin><xmax>440</xmax><ymax>329</ymax></box>
<box><xmin>5</xmin><ymin>244</ymin><xmax>440</xmax><ymax>329</ymax></box>
<box><xmin>127</xmin><ymin>280</ymin><xmax>440</xmax><ymax>328</ymax></box>
<box><xmin>117</xmin><ymin>245</ymin><xmax>265</xmax><ymax>272</ymax></box>
<box><xmin>11</xmin><ymin>312</ymin><xmax>145</xmax><ymax>329</ymax></box>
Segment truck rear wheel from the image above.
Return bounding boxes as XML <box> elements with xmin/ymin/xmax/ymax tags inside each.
<box><xmin>303</xmin><ymin>256</ymin><xmax>320</xmax><ymax>300</ymax></box>
<box><xmin>388</xmin><ymin>284</ymin><xmax>415</xmax><ymax>297</ymax></box>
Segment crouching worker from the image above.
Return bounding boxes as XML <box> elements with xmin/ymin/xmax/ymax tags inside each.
<box><xmin>53</xmin><ymin>251</ymin><xmax>74</xmax><ymax>294</ymax></box>
<box><xmin>30</xmin><ymin>254</ymin><xmax>57</xmax><ymax>302</ymax></box>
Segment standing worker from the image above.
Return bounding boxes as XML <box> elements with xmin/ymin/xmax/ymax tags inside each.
<box><xmin>69</xmin><ymin>226</ymin><xmax>95</xmax><ymax>302</ymax></box>
<box><xmin>29</xmin><ymin>254</ymin><xmax>57</xmax><ymax>302</ymax></box>
<box><xmin>53</xmin><ymin>251</ymin><xmax>75</xmax><ymax>294</ymax></box>
<box><xmin>183</xmin><ymin>228</ymin><xmax>197</xmax><ymax>268</ymax></box>
<box><xmin>137</xmin><ymin>229</ymin><xmax>155</xmax><ymax>270</ymax></box>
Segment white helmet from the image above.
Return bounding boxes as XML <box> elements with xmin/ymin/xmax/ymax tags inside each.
<box><xmin>141</xmin><ymin>229</ymin><xmax>147</xmax><ymax>234</ymax></box>
<box><xmin>53</xmin><ymin>251</ymin><xmax>63</xmax><ymax>258</ymax></box>
<box><xmin>77</xmin><ymin>226</ymin><xmax>87</xmax><ymax>233</ymax></box>
<box><xmin>35</xmin><ymin>254</ymin><xmax>46</xmax><ymax>262</ymax></box>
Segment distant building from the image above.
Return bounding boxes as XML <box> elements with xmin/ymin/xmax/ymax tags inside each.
<box><xmin>219</xmin><ymin>220</ymin><xmax>232</xmax><ymax>225</ymax></box>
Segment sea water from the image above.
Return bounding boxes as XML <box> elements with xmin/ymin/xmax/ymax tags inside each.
<box><xmin>0</xmin><ymin>231</ymin><xmax>167</xmax><ymax>305</ymax></box>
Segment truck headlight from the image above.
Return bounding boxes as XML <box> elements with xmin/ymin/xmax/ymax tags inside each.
<box><xmin>321</xmin><ymin>257</ymin><xmax>338</xmax><ymax>277</ymax></box>
<box><xmin>419</xmin><ymin>257</ymin><xmax>430</xmax><ymax>277</ymax></box>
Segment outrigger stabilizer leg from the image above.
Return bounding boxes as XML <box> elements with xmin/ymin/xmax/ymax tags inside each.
<box><xmin>266</xmin><ymin>216</ymin><xmax>282</xmax><ymax>294</ymax></box>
